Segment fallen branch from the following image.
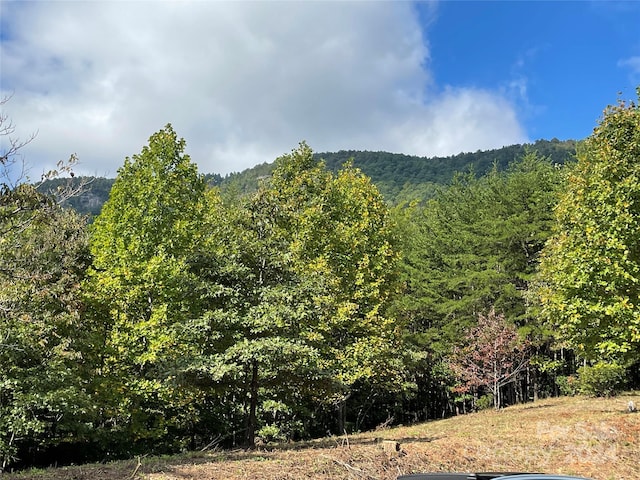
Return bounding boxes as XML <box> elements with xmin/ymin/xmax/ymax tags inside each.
<box><xmin>200</xmin><ymin>434</ymin><xmax>223</xmax><ymax>452</ymax></box>
<box><xmin>127</xmin><ymin>455</ymin><xmax>142</xmax><ymax>480</ymax></box>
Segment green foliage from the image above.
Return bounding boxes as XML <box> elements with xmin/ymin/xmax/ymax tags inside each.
<box><xmin>476</xmin><ymin>393</ymin><xmax>495</xmax><ymax>411</ymax></box>
<box><xmin>86</xmin><ymin>124</ymin><xmax>208</xmax><ymax>449</ymax></box>
<box><xmin>392</xmin><ymin>152</ymin><xmax>565</xmax><ymax>350</ymax></box>
<box><xmin>576</xmin><ymin>362</ymin><xmax>626</xmax><ymax>397</ymax></box>
<box><xmin>555</xmin><ymin>375</ymin><xmax>579</xmax><ymax>396</ymax></box>
<box><xmin>3</xmin><ymin>96</ymin><xmax>634</xmax><ymax>469</ymax></box>
<box><xmin>0</xmin><ymin>103</ymin><xmax>96</xmax><ymax>469</ymax></box>
<box><xmin>60</xmin><ymin>140</ymin><xmax>577</xmax><ymax>216</ymax></box>
<box><xmin>257</xmin><ymin>400</ymin><xmax>303</xmax><ymax>443</ymax></box>
<box><xmin>191</xmin><ymin>142</ymin><xmax>402</xmax><ymax>446</ymax></box>
<box><xmin>0</xmin><ymin>203</ymin><xmax>91</xmax><ymax>469</ymax></box>
<box><xmin>257</xmin><ymin>424</ymin><xmax>284</xmax><ymax>443</ymax></box>
<box><xmin>314</xmin><ymin>141</ymin><xmax>574</xmax><ymax>204</ymax></box>
<box><xmin>388</xmin><ymin>152</ymin><xmax>563</xmax><ymax>416</ymax></box>
<box><xmin>537</xmin><ymin>91</ymin><xmax>640</xmax><ymax>362</ymax></box>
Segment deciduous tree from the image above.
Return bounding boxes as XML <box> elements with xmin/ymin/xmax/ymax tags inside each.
<box><xmin>537</xmin><ymin>91</ymin><xmax>640</xmax><ymax>361</ymax></box>
<box><xmin>192</xmin><ymin>143</ymin><xmax>402</xmax><ymax>446</ymax></box>
<box><xmin>0</xmin><ymin>101</ymin><xmax>91</xmax><ymax>470</ymax></box>
<box><xmin>449</xmin><ymin>307</ymin><xmax>530</xmax><ymax>409</ymax></box>
<box><xmin>86</xmin><ymin>124</ymin><xmax>207</xmax><ymax>448</ymax></box>
<box><xmin>0</xmin><ymin>204</ymin><xmax>91</xmax><ymax>470</ymax></box>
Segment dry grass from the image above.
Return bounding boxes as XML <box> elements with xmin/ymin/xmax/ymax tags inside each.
<box><xmin>7</xmin><ymin>394</ymin><xmax>640</xmax><ymax>480</ymax></box>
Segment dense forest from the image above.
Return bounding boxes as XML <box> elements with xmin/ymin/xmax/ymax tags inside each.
<box><xmin>1</xmin><ymin>93</ymin><xmax>639</xmax><ymax>472</ymax></box>
<box><xmin>41</xmin><ymin>138</ymin><xmax>577</xmax><ymax>216</ymax></box>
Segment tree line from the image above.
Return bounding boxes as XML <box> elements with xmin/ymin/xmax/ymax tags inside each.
<box><xmin>1</xmin><ymin>92</ymin><xmax>638</xmax><ymax>471</ymax></box>
<box><xmin>42</xmin><ymin>138</ymin><xmax>578</xmax><ymax>215</ymax></box>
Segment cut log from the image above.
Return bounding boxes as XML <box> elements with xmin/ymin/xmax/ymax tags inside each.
<box><xmin>382</xmin><ymin>440</ymin><xmax>400</xmax><ymax>453</ymax></box>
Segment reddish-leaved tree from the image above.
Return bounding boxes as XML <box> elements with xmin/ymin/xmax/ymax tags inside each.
<box><xmin>450</xmin><ymin>307</ymin><xmax>530</xmax><ymax>410</ymax></box>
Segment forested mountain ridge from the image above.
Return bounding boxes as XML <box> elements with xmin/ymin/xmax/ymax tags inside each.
<box><xmin>43</xmin><ymin>139</ymin><xmax>576</xmax><ymax>215</ymax></box>
<box><xmin>213</xmin><ymin>138</ymin><xmax>576</xmax><ymax>202</ymax></box>
<box><xmin>319</xmin><ymin>138</ymin><xmax>576</xmax><ymax>202</ymax></box>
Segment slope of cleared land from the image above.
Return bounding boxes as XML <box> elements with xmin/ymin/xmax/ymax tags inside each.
<box><xmin>7</xmin><ymin>394</ymin><xmax>640</xmax><ymax>480</ymax></box>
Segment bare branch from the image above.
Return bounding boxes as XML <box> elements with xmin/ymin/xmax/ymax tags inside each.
<box><xmin>1</xmin><ymin>95</ymin><xmax>38</xmax><ymax>181</ymax></box>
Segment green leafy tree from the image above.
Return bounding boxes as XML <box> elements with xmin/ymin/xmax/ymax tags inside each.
<box><xmin>193</xmin><ymin>143</ymin><xmax>401</xmax><ymax>446</ymax></box>
<box><xmin>270</xmin><ymin>146</ymin><xmax>401</xmax><ymax>388</ymax></box>
<box><xmin>0</xmin><ymin>203</ymin><xmax>91</xmax><ymax>470</ymax></box>
<box><xmin>86</xmin><ymin>125</ymin><xmax>207</xmax><ymax>450</ymax></box>
<box><xmin>191</xmin><ymin>183</ymin><xmax>328</xmax><ymax>447</ymax></box>
<box><xmin>1</xmin><ymin>100</ymin><xmax>92</xmax><ymax>470</ymax></box>
<box><xmin>537</xmin><ymin>91</ymin><xmax>640</xmax><ymax>361</ymax></box>
<box><xmin>276</xmin><ymin>146</ymin><xmax>404</xmax><ymax>433</ymax></box>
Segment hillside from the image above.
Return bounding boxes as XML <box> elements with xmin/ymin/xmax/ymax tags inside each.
<box><xmin>42</xmin><ymin>139</ymin><xmax>577</xmax><ymax>215</ymax></box>
<box><xmin>8</xmin><ymin>394</ymin><xmax>639</xmax><ymax>480</ymax></box>
<box><xmin>216</xmin><ymin>139</ymin><xmax>576</xmax><ymax>203</ymax></box>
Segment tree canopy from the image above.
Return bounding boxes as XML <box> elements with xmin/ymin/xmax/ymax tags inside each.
<box><xmin>537</xmin><ymin>90</ymin><xmax>640</xmax><ymax>362</ymax></box>
<box><xmin>190</xmin><ymin>142</ymin><xmax>402</xmax><ymax>446</ymax></box>
<box><xmin>1</xmin><ymin>99</ymin><xmax>91</xmax><ymax>469</ymax></box>
<box><xmin>392</xmin><ymin>151</ymin><xmax>565</xmax><ymax>350</ymax></box>
<box><xmin>86</xmin><ymin>124</ymin><xmax>209</xmax><ymax>449</ymax></box>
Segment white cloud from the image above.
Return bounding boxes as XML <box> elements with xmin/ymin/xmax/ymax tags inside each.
<box><xmin>1</xmin><ymin>1</ymin><xmax>527</xmax><ymax>177</ymax></box>
<box><xmin>618</xmin><ymin>56</ymin><xmax>640</xmax><ymax>76</ymax></box>
<box><xmin>389</xmin><ymin>88</ymin><xmax>526</xmax><ymax>156</ymax></box>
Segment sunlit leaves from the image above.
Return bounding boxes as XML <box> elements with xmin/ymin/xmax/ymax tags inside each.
<box><xmin>86</xmin><ymin>124</ymin><xmax>208</xmax><ymax>444</ymax></box>
<box><xmin>193</xmin><ymin>142</ymin><xmax>401</xmax><ymax>444</ymax></box>
<box><xmin>537</xmin><ymin>91</ymin><xmax>640</xmax><ymax>361</ymax></box>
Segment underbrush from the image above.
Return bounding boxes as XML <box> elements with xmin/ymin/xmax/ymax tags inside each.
<box><xmin>6</xmin><ymin>393</ymin><xmax>640</xmax><ymax>480</ymax></box>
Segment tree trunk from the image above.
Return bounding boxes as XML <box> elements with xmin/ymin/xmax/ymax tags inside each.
<box><xmin>244</xmin><ymin>360</ymin><xmax>259</xmax><ymax>448</ymax></box>
<box><xmin>494</xmin><ymin>360</ymin><xmax>500</xmax><ymax>409</ymax></box>
<box><xmin>532</xmin><ymin>366</ymin><xmax>539</xmax><ymax>401</ymax></box>
<box><xmin>337</xmin><ymin>398</ymin><xmax>346</xmax><ymax>434</ymax></box>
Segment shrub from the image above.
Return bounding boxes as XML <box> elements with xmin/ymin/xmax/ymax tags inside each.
<box><xmin>476</xmin><ymin>393</ymin><xmax>495</xmax><ymax>410</ymax></box>
<box><xmin>556</xmin><ymin>375</ymin><xmax>579</xmax><ymax>396</ymax></box>
<box><xmin>577</xmin><ymin>361</ymin><xmax>626</xmax><ymax>397</ymax></box>
<box><xmin>257</xmin><ymin>424</ymin><xmax>284</xmax><ymax>443</ymax></box>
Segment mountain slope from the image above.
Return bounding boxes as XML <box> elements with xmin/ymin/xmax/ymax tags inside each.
<box><xmin>211</xmin><ymin>139</ymin><xmax>576</xmax><ymax>203</ymax></box>
<box><xmin>43</xmin><ymin>139</ymin><xmax>577</xmax><ymax>215</ymax></box>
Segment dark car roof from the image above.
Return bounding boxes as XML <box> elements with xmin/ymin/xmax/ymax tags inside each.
<box><xmin>498</xmin><ymin>475</ymin><xmax>593</xmax><ymax>480</ymax></box>
<box><xmin>397</xmin><ymin>474</ymin><xmax>593</xmax><ymax>480</ymax></box>
<box><xmin>398</xmin><ymin>474</ymin><xmax>526</xmax><ymax>480</ymax></box>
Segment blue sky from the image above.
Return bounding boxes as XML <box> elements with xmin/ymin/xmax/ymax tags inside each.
<box><xmin>424</xmin><ymin>1</ymin><xmax>639</xmax><ymax>141</ymax></box>
<box><xmin>1</xmin><ymin>1</ymin><xmax>639</xmax><ymax>177</ymax></box>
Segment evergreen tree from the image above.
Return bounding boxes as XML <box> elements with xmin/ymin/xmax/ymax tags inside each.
<box><xmin>390</xmin><ymin>152</ymin><xmax>564</xmax><ymax>417</ymax></box>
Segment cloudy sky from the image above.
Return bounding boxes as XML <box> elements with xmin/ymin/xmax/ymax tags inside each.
<box><xmin>1</xmin><ymin>1</ymin><xmax>639</xmax><ymax>178</ymax></box>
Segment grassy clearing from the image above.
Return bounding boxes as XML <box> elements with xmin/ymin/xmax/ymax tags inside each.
<box><xmin>6</xmin><ymin>394</ymin><xmax>639</xmax><ymax>480</ymax></box>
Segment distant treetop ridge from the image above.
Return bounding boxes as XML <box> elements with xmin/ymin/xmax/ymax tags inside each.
<box><xmin>43</xmin><ymin>139</ymin><xmax>577</xmax><ymax>215</ymax></box>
